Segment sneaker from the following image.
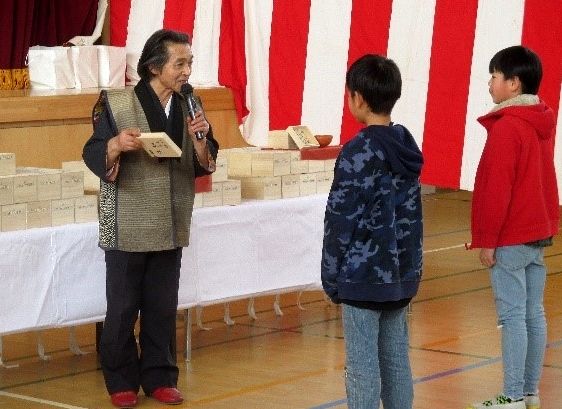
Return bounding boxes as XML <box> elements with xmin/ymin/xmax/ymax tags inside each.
<box><xmin>466</xmin><ymin>394</ymin><xmax>525</xmax><ymax>409</ymax></box>
<box><xmin>524</xmin><ymin>394</ymin><xmax>540</xmax><ymax>409</ymax></box>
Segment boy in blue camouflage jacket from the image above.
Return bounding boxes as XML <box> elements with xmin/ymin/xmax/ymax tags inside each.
<box><xmin>321</xmin><ymin>54</ymin><xmax>423</xmax><ymax>409</ymax></box>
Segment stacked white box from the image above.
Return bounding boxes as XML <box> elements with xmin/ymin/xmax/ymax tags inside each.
<box><xmin>0</xmin><ymin>153</ymin><xmax>16</xmax><ymax>176</ymax></box>
<box><xmin>281</xmin><ymin>174</ymin><xmax>300</xmax><ymax>198</ymax></box>
<box><xmin>75</xmin><ymin>195</ymin><xmax>98</xmax><ymax>223</ymax></box>
<box><xmin>27</xmin><ymin>200</ymin><xmax>52</xmax><ymax>229</ymax></box>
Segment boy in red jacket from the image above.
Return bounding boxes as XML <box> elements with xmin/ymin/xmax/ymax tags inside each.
<box><xmin>467</xmin><ymin>46</ymin><xmax>559</xmax><ymax>409</ymax></box>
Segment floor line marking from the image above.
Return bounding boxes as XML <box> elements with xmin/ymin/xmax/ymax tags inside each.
<box><xmin>309</xmin><ymin>336</ymin><xmax>562</xmax><ymax>409</ymax></box>
<box><xmin>0</xmin><ymin>391</ymin><xmax>88</xmax><ymax>409</ymax></box>
<box><xmin>424</xmin><ymin>243</ymin><xmax>467</xmax><ymax>253</ymax></box>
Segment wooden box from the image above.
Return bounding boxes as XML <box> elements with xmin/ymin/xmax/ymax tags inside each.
<box><xmin>202</xmin><ymin>183</ymin><xmax>223</xmax><ymax>207</ymax></box>
<box><xmin>17</xmin><ymin>168</ymin><xmax>63</xmax><ymax>201</ymax></box>
<box><xmin>226</xmin><ymin>148</ymin><xmax>254</xmax><ymax>177</ymax></box>
<box><xmin>1</xmin><ymin>203</ymin><xmax>26</xmax><ymax>232</ymax></box>
<box><xmin>237</xmin><ymin>176</ymin><xmax>281</xmax><ymax>200</ymax></box>
<box><xmin>307</xmin><ymin>159</ymin><xmax>325</xmax><ymax>174</ymax></box>
<box><xmin>61</xmin><ymin>171</ymin><xmax>84</xmax><ymax>199</ymax></box>
<box><xmin>286</xmin><ymin>125</ymin><xmax>319</xmax><ymax>149</ymax></box>
<box><xmin>221</xmin><ymin>180</ymin><xmax>241</xmax><ymax>206</ymax></box>
<box><xmin>324</xmin><ymin>159</ymin><xmax>337</xmax><ymax>172</ymax></box>
<box><xmin>213</xmin><ymin>155</ymin><xmax>229</xmax><ymax>182</ymax></box>
<box><xmin>289</xmin><ymin>151</ymin><xmax>309</xmax><ymax>175</ymax></box>
<box><xmin>62</xmin><ymin>161</ymin><xmax>99</xmax><ymax>193</ymax></box>
<box><xmin>51</xmin><ymin>199</ymin><xmax>75</xmax><ymax>226</ymax></box>
<box><xmin>299</xmin><ymin>173</ymin><xmax>318</xmax><ymax>196</ymax></box>
<box><xmin>13</xmin><ymin>173</ymin><xmax>37</xmax><ymax>204</ymax></box>
<box><xmin>281</xmin><ymin>174</ymin><xmax>300</xmax><ymax>198</ymax></box>
<box><xmin>27</xmin><ymin>200</ymin><xmax>52</xmax><ymax>229</ymax></box>
<box><xmin>268</xmin><ymin>130</ymin><xmax>297</xmax><ymax>149</ymax></box>
<box><xmin>0</xmin><ymin>153</ymin><xmax>16</xmax><ymax>176</ymax></box>
<box><xmin>74</xmin><ymin>195</ymin><xmax>98</xmax><ymax>223</ymax></box>
<box><xmin>251</xmin><ymin>151</ymin><xmax>291</xmax><ymax>177</ymax></box>
<box><xmin>0</xmin><ymin>176</ymin><xmax>14</xmax><ymax>205</ymax></box>
<box><xmin>316</xmin><ymin>171</ymin><xmax>334</xmax><ymax>193</ymax></box>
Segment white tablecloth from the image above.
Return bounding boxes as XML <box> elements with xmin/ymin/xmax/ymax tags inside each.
<box><xmin>0</xmin><ymin>194</ymin><xmax>327</xmax><ymax>335</ymax></box>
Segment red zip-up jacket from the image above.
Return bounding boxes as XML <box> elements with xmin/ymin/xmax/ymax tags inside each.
<box><xmin>471</xmin><ymin>100</ymin><xmax>559</xmax><ymax>249</ymax></box>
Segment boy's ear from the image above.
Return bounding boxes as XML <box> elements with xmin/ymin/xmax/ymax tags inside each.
<box><xmin>510</xmin><ymin>76</ymin><xmax>522</xmax><ymax>93</ymax></box>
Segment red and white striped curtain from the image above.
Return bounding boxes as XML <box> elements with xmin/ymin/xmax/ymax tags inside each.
<box><xmin>111</xmin><ymin>0</ymin><xmax>562</xmax><ymax>197</ymax></box>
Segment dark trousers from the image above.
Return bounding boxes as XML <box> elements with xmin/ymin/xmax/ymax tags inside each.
<box><xmin>100</xmin><ymin>248</ymin><xmax>182</xmax><ymax>395</ymax></box>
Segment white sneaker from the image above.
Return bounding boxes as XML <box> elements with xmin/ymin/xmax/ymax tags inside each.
<box><xmin>466</xmin><ymin>394</ymin><xmax>525</xmax><ymax>409</ymax></box>
<box><xmin>524</xmin><ymin>394</ymin><xmax>540</xmax><ymax>409</ymax></box>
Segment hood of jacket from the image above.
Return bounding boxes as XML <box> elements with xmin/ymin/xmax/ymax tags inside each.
<box><xmin>478</xmin><ymin>94</ymin><xmax>555</xmax><ymax>140</ymax></box>
<box><xmin>364</xmin><ymin>124</ymin><xmax>423</xmax><ymax>179</ymax></box>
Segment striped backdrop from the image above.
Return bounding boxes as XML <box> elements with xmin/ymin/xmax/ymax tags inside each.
<box><xmin>110</xmin><ymin>0</ymin><xmax>562</xmax><ymax>198</ymax></box>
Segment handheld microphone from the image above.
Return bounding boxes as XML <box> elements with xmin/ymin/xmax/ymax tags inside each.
<box><xmin>180</xmin><ymin>83</ymin><xmax>205</xmax><ymax>140</ymax></box>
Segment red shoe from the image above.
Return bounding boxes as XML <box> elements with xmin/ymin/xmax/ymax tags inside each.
<box><xmin>151</xmin><ymin>387</ymin><xmax>184</xmax><ymax>405</ymax></box>
<box><xmin>110</xmin><ymin>391</ymin><xmax>138</xmax><ymax>408</ymax></box>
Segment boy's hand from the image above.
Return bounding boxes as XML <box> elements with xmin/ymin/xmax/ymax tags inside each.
<box><xmin>479</xmin><ymin>248</ymin><xmax>496</xmax><ymax>268</ymax></box>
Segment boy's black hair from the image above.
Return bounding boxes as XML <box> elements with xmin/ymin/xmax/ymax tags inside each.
<box><xmin>489</xmin><ymin>45</ymin><xmax>542</xmax><ymax>95</ymax></box>
<box><xmin>137</xmin><ymin>29</ymin><xmax>191</xmax><ymax>81</ymax></box>
<box><xmin>345</xmin><ymin>54</ymin><xmax>401</xmax><ymax>115</ymax></box>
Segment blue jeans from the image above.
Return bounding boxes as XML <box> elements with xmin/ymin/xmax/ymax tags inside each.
<box><xmin>342</xmin><ymin>304</ymin><xmax>413</xmax><ymax>409</ymax></box>
<box><xmin>491</xmin><ymin>245</ymin><xmax>547</xmax><ymax>400</ymax></box>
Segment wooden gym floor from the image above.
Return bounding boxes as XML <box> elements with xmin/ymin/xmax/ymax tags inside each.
<box><xmin>1</xmin><ymin>190</ymin><xmax>561</xmax><ymax>408</ymax></box>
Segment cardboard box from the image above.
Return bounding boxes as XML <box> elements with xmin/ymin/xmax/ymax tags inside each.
<box><xmin>1</xmin><ymin>203</ymin><xmax>26</xmax><ymax>232</ymax></box>
<box><xmin>26</xmin><ymin>200</ymin><xmax>52</xmax><ymax>229</ymax></box>
<box><xmin>13</xmin><ymin>173</ymin><xmax>37</xmax><ymax>203</ymax></box>
<box><xmin>281</xmin><ymin>174</ymin><xmax>300</xmax><ymax>198</ymax></box>
<box><xmin>51</xmin><ymin>199</ymin><xmax>75</xmax><ymax>226</ymax></box>
<box><xmin>0</xmin><ymin>176</ymin><xmax>14</xmax><ymax>205</ymax></box>
<box><xmin>61</xmin><ymin>171</ymin><xmax>84</xmax><ymax>199</ymax></box>
<box><xmin>316</xmin><ymin>171</ymin><xmax>334</xmax><ymax>194</ymax></box>
<box><xmin>202</xmin><ymin>182</ymin><xmax>223</xmax><ymax>207</ymax></box>
<box><xmin>299</xmin><ymin>173</ymin><xmax>317</xmax><ymax>196</ymax></box>
<box><xmin>62</xmin><ymin>161</ymin><xmax>99</xmax><ymax>193</ymax></box>
<box><xmin>251</xmin><ymin>151</ymin><xmax>291</xmax><ymax>177</ymax></box>
<box><xmin>74</xmin><ymin>195</ymin><xmax>98</xmax><ymax>223</ymax></box>
<box><xmin>0</xmin><ymin>153</ymin><xmax>16</xmax><ymax>176</ymax></box>
<box><xmin>237</xmin><ymin>176</ymin><xmax>281</xmax><ymax>200</ymax></box>
<box><xmin>221</xmin><ymin>180</ymin><xmax>241</xmax><ymax>206</ymax></box>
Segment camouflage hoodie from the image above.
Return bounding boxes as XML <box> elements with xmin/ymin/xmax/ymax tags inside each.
<box><xmin>321</xmin><ymin>124</ymin><xmax>423</xmax><ymax>304</ymax></box>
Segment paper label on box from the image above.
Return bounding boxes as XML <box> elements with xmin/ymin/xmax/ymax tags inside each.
<box><xmin>0</xmin><ymin>176</ymin><xmax>14</xmax><ymax>205</ymax></box>
<box><xmin>0</xmin><ymin>153</ymin><xmax>16</xmax><ymax>176</ymax></box>
<box><xmin>37</xmin><ymin>173</ymin><xmax>61</xmax><ymax>200</ymax></box>
<box><xmin>2</xmin><ymin>203</ymin><xmax>26</xmax><ymax>231</ymax></box>
<box><xmin>221</xmin><ymin>180</ymin><xmax>241</xmax><ymax>205</ymax></box>
<box><xmin>75</xmin><ymin>196</ymin><xmax>98</xmax><ymax>223</ymax></box>
<box><xmin>27</xmin><ymin>200</ymin><xmax>52</xmax><ymax>229</ymax></box>
<box><xmin>61</xmin><ymin>171</ymin><xmax>84</xmax><ymax>198</ymax></box>
<box><xmin>282</xmin><ymin>174</ymin><xmax>300</xmax><ymax>198</ymax></box>
<box><xmin>52</xmin><ymin>199</ymin><xmax>75</xmax><ymax>226</ymax></box>
<box><xmin>13</xmin><ymin>174</ymin><xmax>37</xmax><ymax>203</ymax></box>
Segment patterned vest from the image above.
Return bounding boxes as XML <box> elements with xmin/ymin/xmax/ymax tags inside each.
<box><xmin>98</xmin><ymin>88</ymin><xmax>195</xmax><ymax>252</ymax></box>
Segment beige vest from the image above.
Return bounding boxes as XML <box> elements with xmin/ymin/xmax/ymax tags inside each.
<box><xmin>98</xmin><ymin>88</ymin><xmax>195</xmax><ymax>252</ymax></box>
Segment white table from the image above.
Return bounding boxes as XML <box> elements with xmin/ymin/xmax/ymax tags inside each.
<box><xmin>0</xmin><ymin>194</ymin><xmax>328</xmax><ymax>336</ymax></box>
